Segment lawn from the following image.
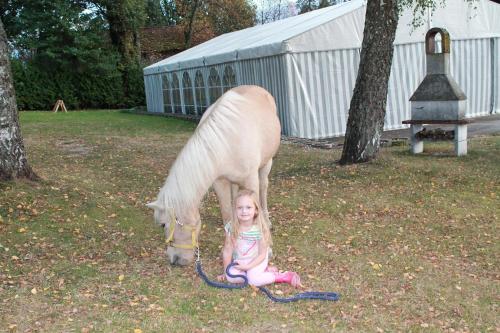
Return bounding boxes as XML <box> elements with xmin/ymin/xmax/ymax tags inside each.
<box><xmin>0</xmin><ymin>110</ymin><xmax>498</xmax><ymax>332</ymax></box>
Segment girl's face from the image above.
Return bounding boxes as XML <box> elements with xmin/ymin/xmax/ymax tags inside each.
<box><xmin>236</xmin><ymin>195</ymin><xmax>256</xmax><ymax>224</ymax></box>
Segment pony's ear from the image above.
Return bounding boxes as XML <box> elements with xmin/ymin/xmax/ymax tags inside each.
<box><xmin>146</xmin><ymin>201</ymin><xmax>162</xmax><ymax>210</ymax></box>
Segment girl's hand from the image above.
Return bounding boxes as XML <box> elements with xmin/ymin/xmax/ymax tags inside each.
<box><xmin>216</xmin><ymin>274</ymin><xmax>226</xmax><ymax>282</ymax></box>
<box><xmin>233</xmin><ymin>260</ymin><xmax>248</xmax><ymax>271</ymax></box>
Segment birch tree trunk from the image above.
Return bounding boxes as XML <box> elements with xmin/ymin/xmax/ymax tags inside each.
<box><xmin>339</xmin><ymin>0</ymin><xmax>399</xmax><ymax>164</ymax></box>
<box><xmin>0</xmin><ymin>19</ymin><xmax>37</xmax><ymax>181</ymax></box>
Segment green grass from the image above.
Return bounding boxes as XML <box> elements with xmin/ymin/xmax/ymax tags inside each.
<box><xmin>0</xmin><ymin>110</ymin><xmax>499</xmax><ymax>332</ymax></box>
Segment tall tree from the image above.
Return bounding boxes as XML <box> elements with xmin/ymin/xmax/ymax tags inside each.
<box><xmin>256</xmin><ymin>0</ymin><xmax>296</xmax><ymax>24</ymax></box>
<box><xmin>145</xmin><ymin>0</ymin><xmax>171</xmax><ymax>26</ymax></box>
<box><xmin>339</xmin><ymin>0</ymin><xmax>399</xmax><ymax>164</ymax></box>
<box><xmin>297</xmin><ymin>0</ymin><xmax>317</xmax><ymax>13</ymax></box>
<box><xmin>0</xmin><ymin>18</ymin><xmax>37</xmax><ymax>181</ymax></box>
<box><xmin>208</xmin><ymin>0</ymin><xmax>256</xmax><ymax>35</ymax></box>
<box><xmin>93</xmin><ymin>0</ymin><xmax>146</xmax><ymax>103</ymax></box>
<box><xmin>178</xmin><ymin>0</ymin><xmax>203</xmax><ymax>48</ymax></box>
<box><xmin>1</xmin><ymin>0</ymin><xmax>90</xmax><ymax>63</ymax></box>
<box><xmin>172</xmin><ymin>0</ymin><xmax>255</xmax><ymax>47</ymax></box>
<box><xmin>2</xmin><ymin>0</ymin><xmax>132</xmax><ymax>110</ymax></box>
<box><xmin>318</xmin><ymin>0</ymin><xmax>332</xmax><ymax>8</ymax></box>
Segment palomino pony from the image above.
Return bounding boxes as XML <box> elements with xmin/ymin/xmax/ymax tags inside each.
<box><xmin>147</xmin><ymin>85</ymin><xmax>281</xmax><ymax>265</ymax></box>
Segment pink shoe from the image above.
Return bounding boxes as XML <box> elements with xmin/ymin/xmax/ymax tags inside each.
<box><xmin>274</xmin><ymin>271</ymin><xmax>302</xmax><ymax>288</ymax></box>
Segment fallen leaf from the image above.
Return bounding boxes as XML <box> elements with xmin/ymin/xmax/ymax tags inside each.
<box><xmin>18</xmin><ymin>228</ymin><xmax>27</xmax><ymax>233</ymax></box>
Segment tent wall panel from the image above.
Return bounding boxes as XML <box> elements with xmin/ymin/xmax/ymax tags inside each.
<box><xmin>237</xmin><ymin>56</ymin><xmax>290</xmax><ymax>135</ymax></box>
<box><xmin>285</xmin><ymin>49</ymin><xmax>359</xmax><ymax>139</ymax></box>
<box><xmin>491</xmin><ymin>37</ymin><xmax>499</xmax><ymax>114</ymax></box>
<box><xmin>385</xmin><ymin>42</ymin><xmax>425</xmax><ymax>131</ymax></box>
<box><xmin>451</xmin><ymin>38</ymin><xmax>494</xmax><ymax>118</ymax></box>
<box><xmin>144</xmin><ymin>74</ymin><xmax>163</xmax><ymax>113</ymax></box>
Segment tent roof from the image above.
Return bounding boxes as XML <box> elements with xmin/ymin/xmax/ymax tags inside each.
<box><xmin>144</xmin><ymin>0</ymin><xmax>500</xmax><ymax>75</ymax></box>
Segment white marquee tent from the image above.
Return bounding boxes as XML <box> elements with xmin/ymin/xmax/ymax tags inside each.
<box><xmin>143</xmin><ymin>0</ymin><xmax>500</xmax><ymax>139</ymax></box>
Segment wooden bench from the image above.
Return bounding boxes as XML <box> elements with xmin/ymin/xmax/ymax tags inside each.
<box><xmin>402</xmin><ymin>119</ymin><xmax>472</xmax><ymax>156</ymax></box>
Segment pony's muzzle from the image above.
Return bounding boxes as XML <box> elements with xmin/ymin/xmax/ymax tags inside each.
<box><xmin>166</xmin><ymin>246</ymin><xmax>193</xmax><ymax>266</ymax></box>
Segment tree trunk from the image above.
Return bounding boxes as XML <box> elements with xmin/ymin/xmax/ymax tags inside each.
<box><xmin>106</xmin><ymin>3</ymin><xmax>141</xmax><ymax>65</ymax></box>
<box><xmin>101</xmin><ymin>0</ymin><xmax>144</xmax><ymax>101</ymax></box>
<box><xmin>184</xmin><ymin>0</ymin><xmax>201</xmax><ymax>49</ymax></box>
<box><xmin>0</xmin><ymin>19</ymin><xmax>37</xmax><ymax>181</ymax></box>
<box><xmin>339</xmin><ymin>0</ymin><xmax>399</xmax><ymax>164</ymax></box>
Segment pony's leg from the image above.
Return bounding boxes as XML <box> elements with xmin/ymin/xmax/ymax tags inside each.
<box><xmin>213</xmin><ymin>178</ymin><xmax>233</xmax><ymax>224</ymax></box>
<box><xmin>231</xmin><ymin>183</ymin><xmax>239</xmax><ymax>203</ymax></box>
<box><xmin>258</xmin><ymin>159</ymin><xmax>273</xmax><ymax>227</ymax></box>
<box><xmin>241</xmin><ymin>171</ymin><xmax>272</xmax><ymax>227</ymax></box>
<box><xmin>242</xmin><ymin>173</ymin><xmax>260</xmax><ymax>200</ymax></box>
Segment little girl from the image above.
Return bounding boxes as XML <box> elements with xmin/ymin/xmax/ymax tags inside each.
<box><xmin>217</xmin><ymin>189</ymin><xmax>301</xmax><ymax>287</ymax></box>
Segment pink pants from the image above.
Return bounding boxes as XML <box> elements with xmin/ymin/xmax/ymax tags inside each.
<box><xmin>226</xmin><ymin>256</ymin><xmax>275</xmax><ymax>287</ymax></box>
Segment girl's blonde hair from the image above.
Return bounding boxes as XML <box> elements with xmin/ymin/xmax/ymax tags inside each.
<box><xmin>231</xmin><ymin>189</ymin><xmax>272</xmax><ymax>247</ymax></box>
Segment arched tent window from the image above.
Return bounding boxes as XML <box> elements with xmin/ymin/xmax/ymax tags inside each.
<box><xmin>194</xmin><ymin>70</ymin><xmax>208</xmax><ymax>115</ymax></box>
<box><xmin>171</xmin><ymin>73</ymin><xmax>182</xmax><ymax>113</ymax></box>
<box><xmin>182</xmin><ymin>72</ymin><xmax>195</xmax><ymax>115</ymax></box>
<box><xmin>208</xmin><ymin>67</ymin><xmax>222</xmax><ymax>104</ymax></box>
<box><xmin>162</xmin><ymin>73</ymin><xmax>172</xmax><ymax>113</ymax></box>
<box><xmin>222</xmin><ymin>65</ymin><xmax>236</xmax><ymax>92</ymax></box>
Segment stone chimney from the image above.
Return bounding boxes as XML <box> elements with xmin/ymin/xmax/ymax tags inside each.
<box><xmin>409</xmin><ymin>28</ymin><xmax>467</xmax><ymax>121</ymax></box>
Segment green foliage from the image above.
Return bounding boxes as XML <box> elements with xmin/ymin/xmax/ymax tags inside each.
<box><xmin>2</xmin><ymin>0</ymin><xmax>145</xmax><ymax>109</ymax></box>
<box><xmin>207</xmin><ymin>0</ymin><xmax>256</xmax><ymax>35</ymax></box>
<box><xmin>11</xmin><ymin>56</ymin><xmax>133</xmax><ymax>110</ymax></box>
<box><xmin>145</xmin><ymin>0</ymin><xmax>172</xmax><ymax>26</ymax></box>
<box><xmin>397</xmin><ymin>0</ymin><xmax>449</xmax><ymax>28</ymax></box>
<box><xmin>296</xmin><ymin>0</ymin><xmax>334</xmax><ymax>14</ymax></box>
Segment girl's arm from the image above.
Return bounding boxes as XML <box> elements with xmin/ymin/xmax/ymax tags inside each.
<box><xmin>234</xmin><ymin>239</ymin><xmax>267</xmax><ymax>271</ymax></box>
<box><xmin>221</xmin><ymin>232</ymin><xmax>233</xmax><ymax>272</ymax></box>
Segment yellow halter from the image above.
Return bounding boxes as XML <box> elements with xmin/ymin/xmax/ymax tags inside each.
<box><xmin>164</xmin><ymin>208</ymin><xmax>198</xmax><ymax>250</ymax></box>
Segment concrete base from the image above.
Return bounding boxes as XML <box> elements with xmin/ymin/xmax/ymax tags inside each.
<box><xmin>454</xmin><ymin>124</ymin><xmax>467</xmax><ymax>156</ymax></box>
<box><xmin>409</xmin><ymin>123</ymin><xmax>467</xmax><ymax>156</ymax></box>
<box><xmin>411</xmin><ymin>124</ymin><xmax>424</xmax><ymax>154</ymax></box>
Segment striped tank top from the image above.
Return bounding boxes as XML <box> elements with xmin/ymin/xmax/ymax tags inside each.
<box><xmin>224</xmin><ymin>222</ymin><xmax>261</xmax><ymax>260</ymax></box>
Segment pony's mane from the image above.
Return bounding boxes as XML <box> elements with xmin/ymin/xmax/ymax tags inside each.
<box><xmin>158</xmin><ymin>91</ymin><xmax>243</xmax><ymax>213</ymax></box>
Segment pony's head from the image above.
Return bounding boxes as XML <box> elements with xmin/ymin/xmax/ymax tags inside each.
<box><xmin>146</xmin><ymin>200</ymin><xmax>200</xmax><ymax>266</ymax></box>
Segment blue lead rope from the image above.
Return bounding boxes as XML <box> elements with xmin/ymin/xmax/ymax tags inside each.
<box><xmin>195</xmin><ymin>260</ymin><xmax>340</xmax><ymax>303</ymax></box>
